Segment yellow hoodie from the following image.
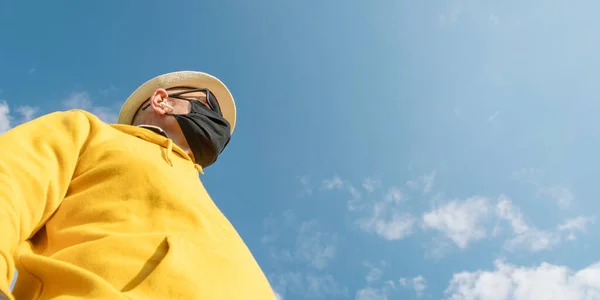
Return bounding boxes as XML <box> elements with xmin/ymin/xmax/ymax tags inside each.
<box><xmin>0</xmin><ymin>110</ymin><xmax>276</xmax><ymax>300</ymax></box>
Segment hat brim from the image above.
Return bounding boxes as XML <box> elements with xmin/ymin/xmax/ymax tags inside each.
<box><xmin>118</xmin><ymin>71</ymin><xmax>237</xmax><ymax>134</ymax></box>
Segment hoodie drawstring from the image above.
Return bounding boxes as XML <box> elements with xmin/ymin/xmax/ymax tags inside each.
<box><xmin>194</xmin><ymin>164</ymin><xmax>204</xmax><ymax>175</ymax></box>
<box><xmin>164</xmin><ymin>139</ymin><xmax>174</xmax><ymax>167</ymax></box>
<box><xmin>163</xmin><ymin>139</ymin><xmax>204</xmax><ymax>174</ymax></box>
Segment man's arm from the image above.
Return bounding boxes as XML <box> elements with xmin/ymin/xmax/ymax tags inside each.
<box><xmin>0</xmin><ymin>110</ymin><xmax>91</xmax><ymax>298</ymax></box>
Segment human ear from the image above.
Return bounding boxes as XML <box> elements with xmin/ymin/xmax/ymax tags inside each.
<box><xmin>149</xmin><ymin>88</ymin><xmax>172</xmax><ymax>114</ymax></box>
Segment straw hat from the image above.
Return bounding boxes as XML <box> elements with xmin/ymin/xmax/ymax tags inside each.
<box><xmin>117</xmin><ymin>71</ymin><xmax>237</xmax><ymax>133</ymax></box>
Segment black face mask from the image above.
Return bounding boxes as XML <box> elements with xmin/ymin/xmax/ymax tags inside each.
<box><xmin>168</xmin><ymin>100</ymin><xmax>231</xmax><ymax>168</ymax></box>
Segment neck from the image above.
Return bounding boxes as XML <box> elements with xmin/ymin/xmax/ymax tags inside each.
<box><xmin>137</xmin><ymin>124</ymin><xmax>168</xmax><ymax>138</ymax></box>
<box><xmin>136</xmin><ymin>124</ymin><xmax>194</xmax><ymax>158</ymax></box>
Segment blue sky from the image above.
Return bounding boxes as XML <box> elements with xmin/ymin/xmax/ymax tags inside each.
<box><xmin>3</xmin><ymin>0</ymin><xmax>600</xmax><ymax>299</ymax></box>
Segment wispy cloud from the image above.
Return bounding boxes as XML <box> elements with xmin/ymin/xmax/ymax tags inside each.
<box><xmin>537</xmin><ymin>186</ymin><xmax>574</xmax><ymax>209</ymax></box>
<box><xmin>406</xmin><ymin>170</ymin><xmax>436</xmax><ymax>193</ymax></box>
<box><xmin>445</xmin><ymin>259</ymin><xmax>600</xmax><ymax>300</ymax></box>
<box><xmin>356</xmin><ymin>262</ymin><xmax>396</xmax><ymax>300</ymax></box>
<box><xmin>100</xmin><ymin>84</ymin><xmax>118</xmax><ymax>94</ymax></box>
<box><xmin>513</xmin><ymin>168</ymin><xmax>544</xmax><ymax>185</ymax></box>
<box><xmin>296</xmin><ymin>220</ymin><xmax>337</xmax><ymax>270</ymax></box>
<box><xmin>305</xmin><ymin>274</ymin><xmax>348</xmax><ymax>298</ymax></box>
<box><xmin>399</xmin><ymin>275</ymin><xmax>427</xmax><ymax>297</ymax></box>
<box><xmin>298</xmin><ymin>175</ymin><xmax>313</xmax><ymax>196</ymax></box>
<box><xmin>322</xmin><ymin>175</ymin><xmax>344</xmax><ymax>190</ymax></box>
<box><xmin>262</xmin><ymin>212</ymin><xmax>337</xmax><ymax>269</ymax></box>
<box><xmin>356</xmin><ymin>287</ymin><xmax>391</xmax><ymax>300</ymax></box>
<box><xmin>16</xmin><ymin>106</ymin><xmax>38</xmax><ymax>122</ymax></box>
<box><xmin>488</xmin><ymin>110</ymin><xmax>500</xmax><ymax>122</ymax></box>
<box><xmin>358</xmin><ymin>209</ymin><xmax>415</xmax><ymax>241</ymax></box>
<box><xmin>513</xmin><ymin>168</ymin><xmax>574</xmax><ymax>208</ymax></box>
<box><xmin>355</xmin><ymin>186</ymin><xmax>416</xmax><ymax>241</ymax></box>
<box><xmin>269</xmin><ymin>272</ymin><xmax>347</xmax><ymax>299</ymax></box>
<box><xmin>364</xmin><ymin>261</ymin><xmax>385</xmax><ymax>284</ymax></box>
<box><xmin>489</xmin><ymin>14</ymin><xmax>500</xmax><ymax>25</ymax></box>
<box><xmin>321</xmin><ymin>176</ymin><xmax>362</xmax><ymax>210</ymax></box>
<box><xmin>496</xmin><ymin>195</ymin><xmax>559</xmax><ymax>252</ymax></box>
<box><xmin>453</xmin><ymin>108</ymin><xmax>461</xmax><ymax>117</ymax></box>
<box><xmin>263</xmin><ymin>211</ymin><xmax>343</xmax><ymax>299</ymax></box>
<box><xmin>0</xmin><ymin>101</ymin><xmax>41</xmax><ymax>134</ymax></box>
<box><xmin>558</xmin><ymin>216</ymin><xmax>595</xmax><ymax>240</ymax></box>
<box><xmin>356</xmin><ymin>262</ymin><xmax>427</xmax><ymax>299</ymax></box>
<box><xmin>362</xmin><ymin>178</ymin><xmax>381</xmax><ymax>193</ymax></box>
<box><xmin>63</xmin><ymin>91</ymin><xmax>118</xmax><ymax>124</ymax></box>
<box><xmin>439</xmin><ymin>7</ymin><xmax>461</xmax><ymax>24</ymax></box>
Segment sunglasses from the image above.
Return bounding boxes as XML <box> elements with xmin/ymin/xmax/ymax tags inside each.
<box><xmin>142</xmin><ymin>88</ymin><xmax>222</xmax><ymax>116</ymax></box>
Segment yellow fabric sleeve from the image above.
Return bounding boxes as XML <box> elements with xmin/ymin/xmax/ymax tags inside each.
<box><xmin>0</xmin><ymin>110</ymin><xmax>91</xmax><ymax>298</ymax></box>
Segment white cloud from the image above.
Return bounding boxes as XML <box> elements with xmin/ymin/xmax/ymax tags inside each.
<box><xmin>0</xmin><ymin>101</ymin><xmax>40</xmax><ymax>134</ymax></box>
<box><xmin>63</xmin><ymin>91</ymin><xmax>118</xmax><ymax>124</ymax></box>
<box><xmin>413</xmin><ymin>276</ymin><xmax>427</xmax><ymax>294</ymax></box>
<box><xmin>422</xmin><ymin>193</ymin><xmax>589</xmax><ymax>254</ymax></box>
<box><xmin>0</xmin><ymin>101</ymin><xmax>10</xmax><ymax>134</ymax></box>
<box><xmin>559</xmin><ymin>216</ymin><xmax>594</xmax><ymax>232</ymax></box>
<box><xmin>445</xmin><ymin>260</ymin><xmax>600</xmax><ymax>300</ymax></box>
<box><xmin>399</xmin><ymin>275</ymin><xmax>427</xmax><ymax>297</ymax></box>
<box><xmin>496</xmin><ymin>196</ymin><xmax>529</xmax><ymax>235</ymax></box>
<box><xmin>422</xmin><ymin>196</ymin><xmax>491</xmax><ymax>248</ymax></box>
<box><xmin>406</xmin><ymin>170</ymin><xmax>436</xmax><ymax>193</ymax></box>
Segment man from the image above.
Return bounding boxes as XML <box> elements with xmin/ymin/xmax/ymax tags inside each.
<box><xmin>0</xmin><ymin>71</ymin><xmax>276</xmax><ymax>299</ymax></box>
